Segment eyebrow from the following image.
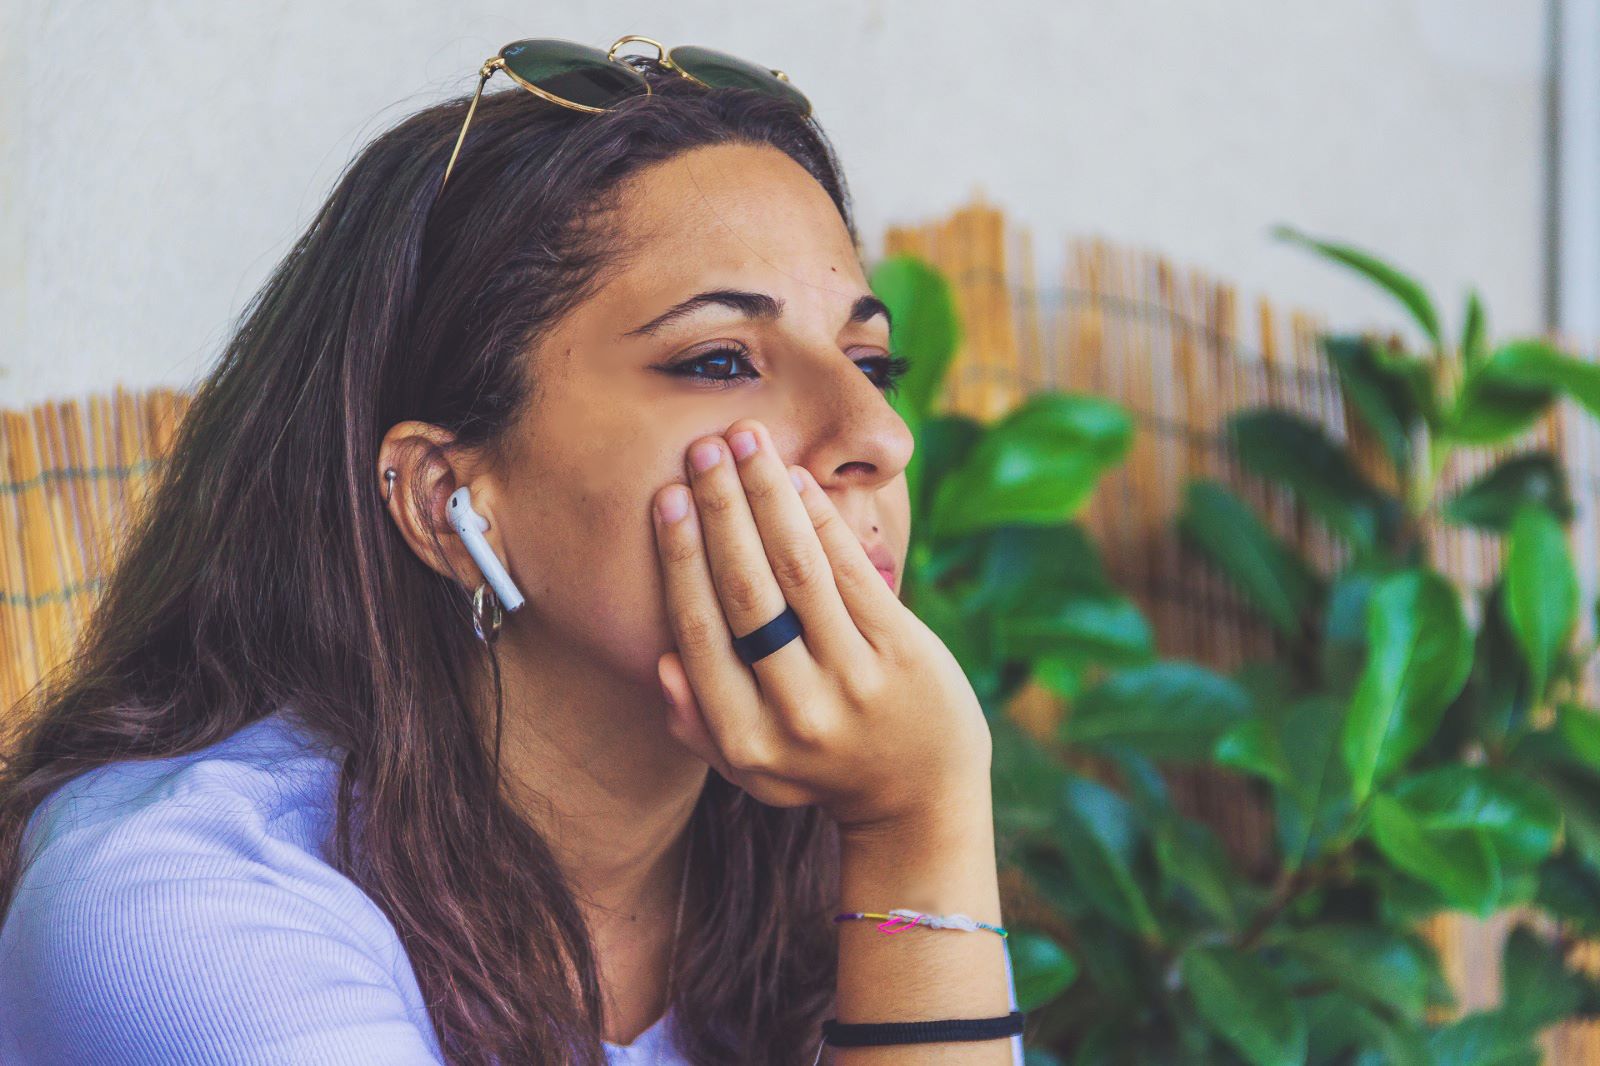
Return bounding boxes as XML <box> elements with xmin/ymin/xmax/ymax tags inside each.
<box><xmin>619</xmin><ymin>289</ymin><xmax>893</xmax><ymax>338</ymax></box>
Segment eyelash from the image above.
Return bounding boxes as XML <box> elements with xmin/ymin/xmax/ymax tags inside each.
<box><xmin>665</xmin><ymin>345</ymin><xmax>912</xmax><ymax>396</ymax></box>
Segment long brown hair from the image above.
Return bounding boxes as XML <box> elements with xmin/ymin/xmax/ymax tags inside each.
<box><xmin>0</xmin><ymin>61</ymin><xmax>855</xmax><ymax>1064</ymax></box>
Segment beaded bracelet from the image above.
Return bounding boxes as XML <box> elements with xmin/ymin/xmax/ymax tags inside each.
<box><xmin>833</xmin><ymin>908</ymin><xmax>1009</xmax><ymax>937</ymax></box>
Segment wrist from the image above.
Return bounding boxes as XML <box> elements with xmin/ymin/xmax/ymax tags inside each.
<box><xmin>837</xmin><ymin>776</ymin><xmax>995</xmax><ymax>852</ymax></box>
<box><xmin>837</xmin><ymin>811</ymin><xmax>1002</xmax><ymax>931</ymax></box>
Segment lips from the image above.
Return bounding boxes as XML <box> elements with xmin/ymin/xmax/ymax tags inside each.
<box><xmin>859</xmin><ymin>541</ymin><xmax>897</xmax><ymax>585</ymax></box>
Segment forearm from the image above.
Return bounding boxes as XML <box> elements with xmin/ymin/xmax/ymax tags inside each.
<box><xmin>827</xmin><ymin>783</ymin><xmax>1015</xmax><ymax>1064</ymax></box>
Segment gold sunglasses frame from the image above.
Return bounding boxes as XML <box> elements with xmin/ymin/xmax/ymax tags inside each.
<box><xmin>439</xmin><ymin>34</ymin><xmax>808</xmax><ymax>191</ymax></box>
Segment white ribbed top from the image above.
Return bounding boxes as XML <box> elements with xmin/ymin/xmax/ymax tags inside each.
<box><xmin>0</xmin><ymin>707</ymin><xmax>1021</xmax><ymax>1064</ymax></box>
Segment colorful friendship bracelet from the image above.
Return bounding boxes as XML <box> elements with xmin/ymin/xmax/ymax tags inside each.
<box><xmin>833</xmin><ymin>908</ymin><xmax>1009</xmax><ymax>937</ymax></box>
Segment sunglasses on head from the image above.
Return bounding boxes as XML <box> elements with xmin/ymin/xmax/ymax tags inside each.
<box><xmin>440</xmin><ymin>35</ymin><xmax>812</xmax><ymax>191</ymax></box>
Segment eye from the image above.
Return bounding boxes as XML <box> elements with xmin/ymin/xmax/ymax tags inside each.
<box><xmin>663</xmin><ymin>344</ymin><xmax>912</xmax><ymax>396</ymax></box>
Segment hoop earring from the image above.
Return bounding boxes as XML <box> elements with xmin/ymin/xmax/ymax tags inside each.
<box><xmin>472</xmin><ymin>581</ymin><xmax>505</xmax><ymax>643</ymax></box>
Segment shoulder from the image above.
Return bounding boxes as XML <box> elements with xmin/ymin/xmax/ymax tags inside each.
<box><xmin>0</xmin><ymin>707</ymin><xmax>445</xmax><ymax>1065</ymax></box>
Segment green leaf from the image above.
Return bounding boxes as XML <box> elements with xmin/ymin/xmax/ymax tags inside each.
<box><xmin>1275</xmin><ymin>924</ymin><xmax>1439</xmax><ymax>1022</ymax></box>
<box><xmin>1440</xmin><ymin>452</ymin><xmax>1573</xmax><ymax>532</ymax></box>
<box><xmin>1504</xmin><ymin>503</ymin><xmax>1578</xmax><ymax>704</ymax></box>
<box><xmin>1535</xmin><ymin>850</ymin><xmax>1600</xmax><ymax>938</ymax></box>
<box><xmin>1369</xmin><ymin>793</ymin><xmax>1502</xmax><ymax>915</ymax></box>
<box><xmin>1427</xmin><ymin>1012</ymin><xmax>1542</xmax><ymax>1066</ymax></box>
<box><xmin>1557</xmin><ymin>704</ymin><xmax>1600</xmax><ymax>769</ymax></box>
<box><xmin>990</xmin><ymin>715</ymin><xmax>1069</xmax><ymax>839</ymax></box>
<box><xmin>1487</xmin><ymin>337</ymin><xmax>1600</xmax><ymax>418</ymax></box>
<box><xmin>908</xmin><ymin>414</ymin><xmax>984</xmax><ymax>535</ymax></box>
<box><xmin>1064</xmin><ymin>661</ymin><xmax>1251</xmax><ymax>761</ymax></box>
<box><xmin>1273</xmin><ymin>226</ymin><xmax>1442</xmax><ymax>348</ymax></box>
<box><xmin>1030</xmin><ymin>655</ymin><xmax>1089</xmax><ymax>702</ymax></box>
<box><xmin>1154</xmin><ymin>814</ymin><xmax>1244</xmax><ymax>928</ymax></box>
<box><xmin>1304</xmin><ymin>991</ymin><xmax>1433</xmax><ymax>1066</ymax></box>
<box><xmin>1389</xmin><ymin>765</ymin><xmax>1563</xmax><ymax>869</ymax></box>
<box><xmin>1181</xmin><ymin>944</ymin><xmax>1307</xmax><ymax>1066</ymax></box>
<box><xmin>1214</xmin><ymin>717</ymin><xmax>1288</xmax><ymax>786</ymax></box>
<box><xmin>1342</xmin><ymin>570</ymin><xmax>1473</xmax><ymax>803</ymax></box>
<box><xmin>1455</xmin><ymin>582</ymin><xmax>1534</xmax><ymax>746</ymax></box>
<box><xmin>1463</xmin><ymin>289</ymin><xmax>1488</xmax><ymax>370</ymax></box>
<box><xmin>971</xmin><ymin>524</ymin><xmax>1114</xmax><ymax>610</ymax></box>
<box><xmin>927</xmin><ymin>392</ymin><xmax>1134</xmax><ymax>540</ymax></box>
<box><xmin>1321</xmin><ymin>568</ymin><xmax>1383</xmax><ymax>697</ymax></box>
<box><xmin>998</xmin><ymin>593</ymin><xmax>1153</xmax><ymax>667</ymax></box>
<box><xmin>910</xmin><ymin>578</ymin><xmax>1003</xmax><ymax>707</ymax></box>
<box><xmin>1446</xmin><ymin>350</ymin><xmax>1555</xmax><ymax>445</ymax></box>
<box><xmin>1275</xmin><ymin>696</ymin><xmax>1355</xmax><ymax>870</ymax></box>
<box><xmin>1054</xmin><ymin>775</ymin><xmax>1159</xmax><ymax>937</ymax></box>
<box><xmin>1179</xmin><ymin>480</ymin><xmax>1322</xmax><ymax>637</ymax></box>
<box><xmin>1227</xmin><ymin>409</ymin><xmax>1395</xmax><ymax>550</ymax></box>
<box><xmin>1533</xmin><ymin>767</ymin><xmax>1600</xmax><ymax>880</ymax></box>
<box><xmin>869</xmin><ymin>254</ymin><xmax>960</xmax><ymax>424</ymax></box>
<box><xmin>1322</xmin><ymin>334</ymin><xmax>1425</xmax><ymax>475</ymax></box>
<box><xmin>1005</xmin><ymin>927</ymin><xmax>1080</xmax><ymax>1012</ymax></box>
<box><xmin>1501</xmin><ymin>923</ymin><xmax>1600</xmax><ymax>1032</ymax></box>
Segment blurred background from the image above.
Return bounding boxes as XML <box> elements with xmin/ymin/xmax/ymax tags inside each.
<box><xmin>7</xmin><ymin>3</ymin><xmax>1600</xmax><ymax>1063</ymax></box>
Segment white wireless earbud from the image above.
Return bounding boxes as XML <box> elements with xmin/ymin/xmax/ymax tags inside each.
<box><xmin>446</xmin><ymin>486</ymin><xmax>526</xmax><ymax>612</ymax></box>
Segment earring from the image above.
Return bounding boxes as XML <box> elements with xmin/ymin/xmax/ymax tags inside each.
<box><xmin>383</xmin><ymin>468</ymin><xmax>397</xmax><ymax>502</ymax></box>
<box><xmin>472</xmin><ymin>581</ymin><xmax>504</xmax><ymax>643</ymax></box>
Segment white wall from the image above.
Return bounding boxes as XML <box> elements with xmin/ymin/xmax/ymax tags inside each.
<box><xmin>0</xmin><ymin>0</ymin><xmax>1553</xmax><ymax>407</ymax></box>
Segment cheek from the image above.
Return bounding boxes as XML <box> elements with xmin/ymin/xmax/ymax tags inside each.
<box><xmin>512</xmin><ymin>456</ymin><xmax>686</xmax><ymax>680</ymax></box>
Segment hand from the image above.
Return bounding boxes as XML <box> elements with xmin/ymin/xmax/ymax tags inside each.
<box><xmin>651</xmin><ymin>417</ymin><xmax>992</xmax><ymax>835</ymax></box>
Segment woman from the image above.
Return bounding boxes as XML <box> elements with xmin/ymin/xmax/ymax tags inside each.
<box><xmin>0</xmin><ymin>37</ymin><xmax>1022</xmax><ymax>1065</ymax></box>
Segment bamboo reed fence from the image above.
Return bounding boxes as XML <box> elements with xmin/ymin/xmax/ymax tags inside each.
<box><xmin>3</xmin><ymin>193</ymin><xmax>1599</xmax><ymax>1058</ymax></box>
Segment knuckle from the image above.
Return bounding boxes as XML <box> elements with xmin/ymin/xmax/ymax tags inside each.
<box><xmin>661</xmin><ymin>536</ymin><xmax>702</xmax><ymax>568</ymax></box>
<box><xmin>838</xmin><ymin>658</ymin><xmax>888</xmax><ymax>702</ymax></box>
<box><xmin>743</xmin><ymin>471</ymin><xmax>784</xmax><ymax>505</ymax></box>
<box><xmin>720</xmin><ymin>568</ymin><xmax>769</xmax><ymax>616</ymax></box>
<box><xmin>831</xmin><ymin>551</ymin><xmax>879</xmax><ymax>597</ymax></box>
<box><xmin>771</xmin><ymin>545</ymin><xmax>821</xmax><ymax>591</ymax></box>
<box><xmin>673</xmin><ymin>609</ymin><xmax>722</xmax><ymax>654</ymax></box>
<box><xmin>785</xmin><ymin>703</ymin><xmax>833</xmax><ymax>747</ymax></box>
<box><xmin>723</xmin><ymin>738</ymin><xmax>772</xmax><ymax>773</ymax></box>
<box><xmin>810</xmin><ymin>503</ymin><xmax>845</xmax><ymax>538</ymax></box>
<box><xmin>698</xmin><ymin>485</ymin><xmax>739</xmax><ymax>519</ymax></box>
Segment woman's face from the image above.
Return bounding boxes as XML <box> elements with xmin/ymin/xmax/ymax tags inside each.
<box><xmin>489</xmin><ymin>141</ymin><xmax>914</xmax><ymax>690</ymax></box>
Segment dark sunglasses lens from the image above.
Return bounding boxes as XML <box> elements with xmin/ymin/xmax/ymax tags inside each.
<box><xmin>668</xmin><ymin>45</ymin><xmax>811</xmax><ymax>114</ymax></box>
<box><xmin>500</xmin><ymin>39</ymin><xmax>648</xmax><ymax>109</ymax></box>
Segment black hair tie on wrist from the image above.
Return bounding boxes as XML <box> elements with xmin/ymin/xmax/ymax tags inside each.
<box><xmin>821</xmin><ymin>1010</ymin><xmax>1025</xmax><ymax>1047</ymax></box>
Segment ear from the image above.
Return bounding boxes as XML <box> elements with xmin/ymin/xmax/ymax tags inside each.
<box><xmin>379</xmin><ymin>421</ymin><xmax>503</xmax><ymax>590</ymax></box>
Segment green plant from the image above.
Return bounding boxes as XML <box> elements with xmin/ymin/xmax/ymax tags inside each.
<box><xmin>872</xmin><ymin>238</ymin><xmax>1600</xmax><ymax>1065</ymax></box>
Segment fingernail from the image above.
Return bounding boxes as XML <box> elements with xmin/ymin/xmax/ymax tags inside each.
<box><xmin>789</xmin><ymin>468</ymin><xmax>806</xmax><ymax>492</ymax></box>
<box><xmin>689</xmin><ymin>440</ymin><xmax>722</xmax><ymax>472</ymax></box>
<box><xmin>659</xmin><ymin>679</ymin><xmax>673</xmax><ymax>705</ymax></box>
<box><xmin>729</xmin><ymin>430</ymin><xmax>758</xmax><ymax>460</ymax></box>
<box><xmin>657</xmin><ymin>485</ymin><xmax>689</xmax><ymax>523</ymax></box>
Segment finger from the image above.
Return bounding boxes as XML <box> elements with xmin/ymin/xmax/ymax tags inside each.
<box><xmin>725</xmin><ymin>420</ymin><xmax>875</xmax><ymax>672</ymax></box>
<box><xmin>786</xmin><ymin>464</ymin><xmax>907</xmax><ymax>655</ymax></box>
<box><xmin>684</xmin><ymin>433</ymin><xmax>817</xmax><ymax>695</ymax></box>
<box><xmin>656</xmin><ymin>652</ymin><xmax>738</xmax><ymax>784</ymax></box>
<box><xmin>660</xmin><ymin>651</ymin><xmax>820</xmax><ymax>807</ymax></box>
<box><xmin>652</xmin><ymin>480</ymin><xmax>772</xmax><ymax>769</ymax></box>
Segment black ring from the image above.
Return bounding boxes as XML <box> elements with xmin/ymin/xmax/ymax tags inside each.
<box><xmin>731</xmin><ymin>604</ymin><xmax>803</xmax><ymax>665</ymax></box>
